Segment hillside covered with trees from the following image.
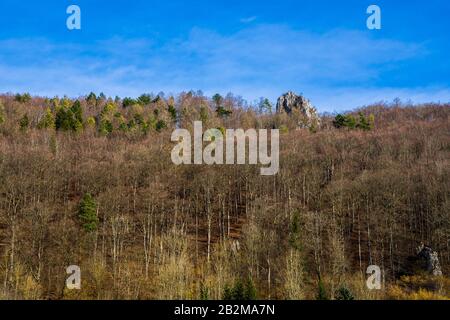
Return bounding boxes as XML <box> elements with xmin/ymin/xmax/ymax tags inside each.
<box><xmin>0</xmin><ymin>92</ymin><xmax>449</xmax><ymax>300</ymax></box>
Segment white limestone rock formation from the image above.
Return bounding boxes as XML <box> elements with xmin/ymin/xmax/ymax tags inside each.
<box><xmin>276</xmin><ymin>91</ymin><xmax>320</xmax><ymax>128</ymax></box>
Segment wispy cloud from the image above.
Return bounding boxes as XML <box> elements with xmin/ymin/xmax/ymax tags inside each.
<box><xmin>0</xmin><ymin>24</ymin><xmax>443</xmax><ymax>111</ymax></box>
<box><xmin>240</xmin><ymin>16</ymin><xmax>257</xmax><ymax>23</ymax></box>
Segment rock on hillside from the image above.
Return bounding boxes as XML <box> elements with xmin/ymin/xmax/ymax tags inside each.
<box><xmin>417</xmin><ymin>243</ymin><xmax>443</xmax><ymax>276</ymax></box>
<box><xmin>276</xmin><ymin>91</ymin><xmax>320</xmax><ymax>128</ymax></box>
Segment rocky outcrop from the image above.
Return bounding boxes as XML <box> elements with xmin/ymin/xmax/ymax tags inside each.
<box><xmin>276</xmin><ymin>91</ymin><xmax>320</xmax><ymax>128</ymax></box>
<box><xmin>417</xmin><ymin>243</ymin><xmax>443</xmax><ymax>276</ymax></box>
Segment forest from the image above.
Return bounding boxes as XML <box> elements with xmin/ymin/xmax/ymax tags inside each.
<box><xmin>0</xmin><ymin>92</ymin><xmax>449</xmax><ymax>300</ymax></box>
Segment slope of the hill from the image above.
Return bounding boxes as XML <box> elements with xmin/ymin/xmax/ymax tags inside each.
<box><xmin>0</xmin><ymin>93</ymin><xmax>448</xmax><ymax>299</ymax></box>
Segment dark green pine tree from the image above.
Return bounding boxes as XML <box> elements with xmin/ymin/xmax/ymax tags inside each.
<box><xmin>199</xmin><ymin>282</ymin><xmax>209</xmax><ymax>300</ymax></box>
<box><xmin>55</xmin><ymin>107</ymin><xmax>67</xmax><ymax>130</ymax></box>
<box><xmin>244</xmin><ymin>277</ymin><xmax>257</xmax><ymax>300</ymax></box>
<box><xmin>216</xmin><ymin>106</ymin><xmax>232</xmax><ymax>117</ymax></box>
<box><xmin>168</xmin><ymin>105</ymin><xmax>177</xmax><ymax>121</ymax></box>
<box><xmin>15</xmin><ymin>93</ymin><xmax>31</xmax><ymax>104</ymax></box>
<box><xmin>334</xmin><ymin>114</ymin><xmax>357</xmax><ymax>129</ymax></box>
<box><xmin>99</xmin><ymin>119</ymin><xmax>113</xmax><ymax>135</ymax></box>
<box><xmin>232</xmin><ymin>279</ymin><xmax>245</xmax><ymax>300</ymax></box>
<box><xmin>335</xmin><ymin>286</ymin><xmax>355</xmax><ymax>300</ymax></box>
<box><xmin>357</xmin><ymin>112</ymin><xmax>371</xmax><ymax>131</ymax></box>
<box><xmin>344</xmin><ymin>114</ymin><xmax>356</xmax><ymax>129</ymax></box>
<box><xmin>212</xmin><ymin>93</ymin><xmax>223</xmax><ymax>108</ymax></box>
<box><xmin>78</xmin><ymin>193</ymin><xmax>98</xmax><ymax>232</ymax></box>
<box><xmin>333</xmin><ymin>114</ymin><xmax>346</xmax><ymax>128</ymax></box>
<box><xmin>122</xmin><ymin>97</ymin><xmax>137</xmax><ymax>108</ymax></box>
<box><xmin>316</xmin><ymin>279</ymin><xmax>329</xmax><ymax>300</ymax></box>
<box><xmin>86</xmin><ymin>92</ymin><xmax>97</xmax><ymax>106</ymax></box>
<box><xmin>222</xmin><ymin>284</ymin><xmax>233</xmax><ymax>300</ymax></box>
<box><xmin>155</xmin><ymin>120</ymin><xmax>167</xmax><ymax>132</ymax></box>
<box><xmin>70</xmin><ymin>100</ymin><xmax>84</xmax><ymax>129</ymax></box>
<box><xmin>137</xmin><ymin>94</ymin><xmax>152</xmax><ymax>105</ymax></box>
<box><xmin>55</xmin><ymin>103</ymin><xmax>83</xmax><ymax>132</ymax></box>
<box><xmin>19</xmin><ymin>114</ymin><xmax>29</xmax><ymax>131</ymax></box>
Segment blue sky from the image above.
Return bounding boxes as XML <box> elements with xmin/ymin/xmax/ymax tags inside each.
<box><xmin>0</xmin><ymin>0</ymin><xmax>449</xmax><ymax>112</ymax></box>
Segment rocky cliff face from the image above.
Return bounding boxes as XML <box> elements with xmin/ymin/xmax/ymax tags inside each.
<box><xmin>276</xmin><ymin>91</ymin><xmax>320</xmax><ymax>128</ymax></box>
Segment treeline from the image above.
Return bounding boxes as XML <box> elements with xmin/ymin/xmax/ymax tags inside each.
<box><xmin>0</xmin><ymin>92</ymin><xmax>449</xmax><ymax>300</ymax></box>
<box><xmin>2</xmin><ymin>92</ymin><xmax>378</xmax><ymax>136</ymax></box>
<box><xmin>4</xmin><ymin>92</ymin><xmax>249</xmax><ymax>136</ymax></box>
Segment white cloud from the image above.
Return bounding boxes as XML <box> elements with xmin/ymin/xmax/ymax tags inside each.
<box><xmin>0</xmin><ymin>24</ymin><xmax>446</xmax><ymax>111</ymax></box>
